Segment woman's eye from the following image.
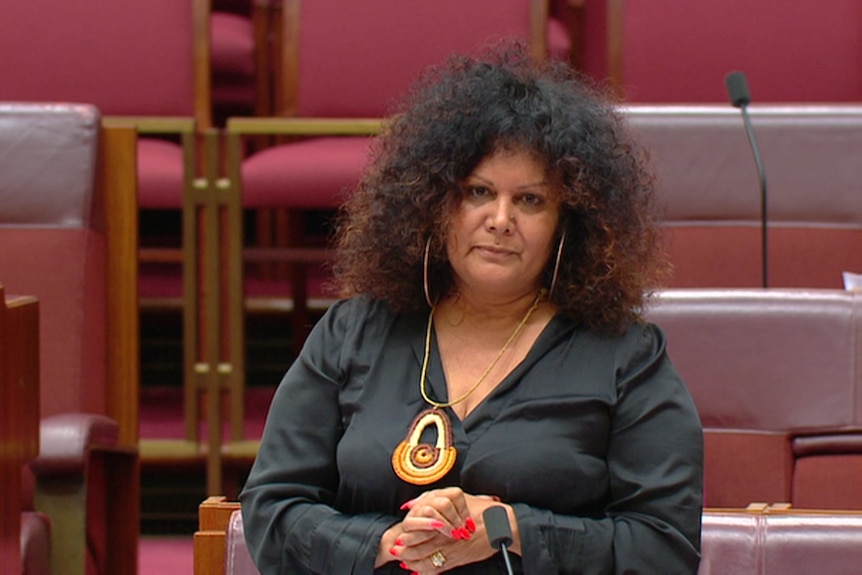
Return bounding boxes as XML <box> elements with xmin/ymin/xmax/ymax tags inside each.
<box><xmin>520</xmin><ymin>194</ymin><xmax>543</xmax><ymax>206</ymax></box>
<box><xmin>465</xmin><ymin>185</ymin><xmax>490</xmax><ymax>198</ymax></box>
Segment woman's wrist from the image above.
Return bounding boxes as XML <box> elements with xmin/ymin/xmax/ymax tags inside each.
<box><xmin>375</xmin><ymin>523</ymin><xmax>401</xmax><ymax>568</ymax></box>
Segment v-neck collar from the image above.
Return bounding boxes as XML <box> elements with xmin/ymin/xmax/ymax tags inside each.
<box><xmin>407</xmin><ymin>310</ymin><xmax>576</xmax><ymax>427</ymax></box>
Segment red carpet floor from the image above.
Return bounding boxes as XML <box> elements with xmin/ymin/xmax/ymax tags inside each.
<box><xmin>139</xmin><ymin>536</ymin><xmax>194</xmax><ymax>575</ymax></box>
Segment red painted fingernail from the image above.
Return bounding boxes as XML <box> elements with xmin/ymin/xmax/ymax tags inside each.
<box><xmin>394</xmin><ymin>538</ymin><xmax>404</xmax><ymax>546</ymax></box>
<box><xmin>459</xmin><ymin>527</ymin><xmax>472</xmax><ymax>540</ymax></box>
<box><xmin>466</xmin><ymin>517</ymin><xmax>476</xmax><ymax>533</ymax></box>
<box><xmin>389</xmin><ymin>547</ymin><xmax>400</xmax><ymax>556</ymax></box>
<box><xmin>451</xmin><ymin>528</ymin><xmax>463</xmax><ymax>539</ymax></box>
<box><xmin>399</xmin><ymin>498</ymin><xmax>416</xmax><ymax>511</ymax></box>
<box><xmin>429</xmin><ymin>520</ymin><xmax>445</xmax><ymax>529</ymax></box>
<box><xmin>399</xmin><ymin>562</ymin><xmax>408</xmax><ymax>570</ymax></box>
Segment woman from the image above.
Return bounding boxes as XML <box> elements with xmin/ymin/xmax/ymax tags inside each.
<box><xmin>241</xmin><ymin>42</ymin><xmax>703</xmax><ymax>574</ymax></box>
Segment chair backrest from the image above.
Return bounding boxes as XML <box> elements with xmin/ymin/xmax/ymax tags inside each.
<box><xmin>699</xmin><ymin>509</ymin><xmax>762</xmax><ymax>575</ymax></box>
<box><xmin>699</xmin><ymin>507</ymin><xmax>862</xmax><ymax>575</ymax></box>
<box><xmin>759</xmin><ymin>510</ymin><xmax>862</xmax><ymax>574</ymax></box>
<box><xmin>275</xmin><ymin>0</ymin><xmax>549</xmax><ymax>117</ymax></box>
<box><xmin>623</xmin><ymin>105</ymin><xmax>862</xmax><ymax>288</ymax></box>
<box><xmin>606</xmin><ymin>0</ymin><xmax>862</xmax><ymax>102</ymax></box>
<box><xmin>0</xmin><ymin>103</ymin><xmax>139</xmax><ymax>448</ymax></box>
<box><xmin>646</xmin><ymin>288</ymin><xmax>862</xmax><ymax>507</ymax></box>
<box><xmin>0</xmin><ymin>288</ymin><xmax>40</xmax><ymax>574</ymax></box>
<box><xmin>0</xmin><ymin>0</ymin><xmax>211</xmax><ymax>128</ymax></box>
<box><xmin>646</xmin><ymin>288</ymin><xmax>862</xmax><ymax>433</ymax></box>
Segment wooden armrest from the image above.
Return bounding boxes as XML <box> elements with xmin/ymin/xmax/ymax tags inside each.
<box><xmin>102</xmin><ymin>116</ymin><xmax>196</xmax><ymax>135</ymax></box>
<box><xmin>195</xmin><ymin>496</ymin><xmax>241</xmax><ymax>575</ymax></box>
<box><xmin>226</xmin><ymin>116</ymin><xmax>384</xmax><ymax>136</ymax></box>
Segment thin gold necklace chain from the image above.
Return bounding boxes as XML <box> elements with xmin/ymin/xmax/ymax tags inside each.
<box><xmin>419</xmin><ymin>290</ymin><xmax>546</xmax><ymax>409</ymax></box>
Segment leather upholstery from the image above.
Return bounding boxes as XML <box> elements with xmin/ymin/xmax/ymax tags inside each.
<box><xmin>623</xmin><ymin>105</ymin><xmax>862</xmax><ymax>288</ymax></box>
<box><xmin>0</xmin><ymin>103</ymin><xmax>139</xmax><ymax>575</ymax></box>
<box><xmin>203</xmin><ymin>505</ymin><xmax>862</xmax><ymax>575</ymax></box>
<box><xmin>699</xmin><ymin>511</ymin><xmax>761</xmax><ymax>575</ymax></box>
<box><xmin>225</xmin><ymin>511</ymin><xmax>259</xmax><ymax>575</ymax></box>
<box><xmin>646</xmin><ymin>288</ymin><xmax>862</xmax><ymax>508</ymax></box>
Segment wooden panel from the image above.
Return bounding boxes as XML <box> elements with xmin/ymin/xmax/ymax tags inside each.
<box><xmin>0</xmin><ymin>287</ymin><xmax>39</xmax><ymax>574</ymax></box>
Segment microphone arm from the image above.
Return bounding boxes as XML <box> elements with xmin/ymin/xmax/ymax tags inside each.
<box><xmin>483</xmin><ymin>506</ymin><xmax>515</xmax><ymax>575</ymax></box>
<box><xmin>725</xmin><ymin>70</ymin><xmax>769</xmax><ymax>288</ymax></box>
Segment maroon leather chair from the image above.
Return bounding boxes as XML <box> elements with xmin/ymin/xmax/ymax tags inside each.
<box><xmin>623</xmin><ymin>105</ymin><xmax>862</xmax><ymax>288</ymax></box>
<box><xmin>0</xmin><ymin>104</ymin><xmax>140</xmax><ymax>575</ymax></box>
<box><xmin>646</xmin><ymin>288</ymin><xmax>862</xmax><ymax>509</ymax></box>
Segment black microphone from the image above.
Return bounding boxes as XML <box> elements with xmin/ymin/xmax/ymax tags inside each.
<box><xmin>483</xmin><ymin>506</ymin><xmax>515</xmax><ymax>575</ymax></box>
<box><xmin>724</xmin><ymin>70</ymin><xmax>769</xmax><ymax>288</ymax></box>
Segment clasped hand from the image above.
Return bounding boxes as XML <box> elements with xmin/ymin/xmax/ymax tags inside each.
<box><xmin>382</xmin><ymin>486</ymin><xmax>506</xmax><ymax>574</ymax></box>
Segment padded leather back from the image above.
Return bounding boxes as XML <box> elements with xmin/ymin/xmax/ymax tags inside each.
<box><xmin>699</xmin><ymin>510</ymin><xmax>862</xmax><ymax>575</ymax></box>
<box><xmin>646</xmin><ymin>289</ymin><xmax>862</xmax><ymax>432</ymax></box>
<box><xmin>699</xmin><ymin>511</ymin><xmax>762</xmax><ymax>575</ymax></box>
<box><xmin>623</xmin><ymin>106</ymin><xmax>862</xmax><ymax>288</ymax></box>
<box><xmin>0</xmin><ymin>103</ymin><xmax>107</xmax><ymax>417</ymax></box>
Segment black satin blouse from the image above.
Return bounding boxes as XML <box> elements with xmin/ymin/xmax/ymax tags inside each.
<box><xmin>240</xmin><ymin>296</ymin><xmax>703</xmax><ymax>574</ymax></box>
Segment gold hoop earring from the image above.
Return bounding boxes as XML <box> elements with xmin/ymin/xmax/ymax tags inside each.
<box><xmin>549</xmin><ymin>232</ymin><xmax>566</xmax><ymax>298</ymax></box>
<box><xmin>423</xmin><ymin>238</ymin><xmax>434</xmax><ymax>308</ymax></box>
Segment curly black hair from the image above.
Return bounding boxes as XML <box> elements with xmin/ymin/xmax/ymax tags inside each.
<box><xmin>332</xmin><ymin>41</ymin><xmax>668</xmax><ymax>332</ymax></box>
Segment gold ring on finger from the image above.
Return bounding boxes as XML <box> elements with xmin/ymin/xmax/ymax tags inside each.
<box><xmin>429</xmin><ymin>550</ymin><xmax>447</xmax><ymax>568</ymax></box>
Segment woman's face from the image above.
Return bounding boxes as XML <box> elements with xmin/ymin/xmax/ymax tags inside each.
<box><xmin>445</xmin><ymin>147</ymin><xmax>560</xmax><ymax>301</ymax></box>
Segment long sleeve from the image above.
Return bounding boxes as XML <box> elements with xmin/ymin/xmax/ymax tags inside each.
<box><xmin>510</xmin><ymin>322</ymin><xmax>703</xmax><ymax>574</ymax></box>
<box><xmin>240</xmin><ymin>299</ymin><xmax>400</xmax><ymax>575</ymax></box>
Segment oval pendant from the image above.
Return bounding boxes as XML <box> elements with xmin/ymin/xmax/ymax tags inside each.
<box><xmin>391</xmin><ymin>409</ymin><xmax>457</xmax><ymax>485</ymax></box>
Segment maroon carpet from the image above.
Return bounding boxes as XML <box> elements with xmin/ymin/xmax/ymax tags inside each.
<box><xmin>139</xmin><ymin>536</ymin><xmax>193</xmax><ymax>575</ymax></box>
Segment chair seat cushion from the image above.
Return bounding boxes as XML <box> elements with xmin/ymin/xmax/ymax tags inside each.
<box><xmin>211</xmin><ymin>11</ymin><xmax>255</xmax><ymax>77</ymax></box>
<box><xmin>137</xmin><ymin>138</ymin><xmax>185</xmax><ymax>209</ymax></box>
<box><xmin>241</xmin><ymin>136</ymin><xmax>373</xmax><ymax>209</ymax></box>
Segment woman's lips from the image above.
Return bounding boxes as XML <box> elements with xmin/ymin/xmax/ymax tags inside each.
<box><xmin>475</xmin><ymin>245</ymin><xmax>516</xmax><ymax>258</ymax></box>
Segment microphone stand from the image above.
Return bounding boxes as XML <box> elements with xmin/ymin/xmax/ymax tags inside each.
<box><xmin>740</xmin><ymin>102</ymin><xmax>768</xmax><ymax>288</ymax></box>
<box><xmin>725</xmin><ymin>71</ymin><xmax>768</xmax><ymax>288</ymax></box>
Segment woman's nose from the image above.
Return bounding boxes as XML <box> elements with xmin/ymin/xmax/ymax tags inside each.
<box><xmin>487</xmin><ymin>203</ymin><xmax>514</xmax><ymax>233</ymax></box>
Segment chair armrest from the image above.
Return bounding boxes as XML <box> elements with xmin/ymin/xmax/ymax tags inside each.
<box><xmin>226</xmin><ymin>116</ymin><xmax>384</xmax><ymax>137</ymax></box>
<box><xmin>793</xmin><ymin>433</ymin><xmax>862</xmax><ymax>457</ymax></box>
<box><xmin>102</xmin><ymin>116</ymin><xmax>196</xmax><ymax>136</ymax></box>
<box><xmin>29</xmin><ymin>413</ymin><xmax>119</xmax><ymax>476</ymax></box>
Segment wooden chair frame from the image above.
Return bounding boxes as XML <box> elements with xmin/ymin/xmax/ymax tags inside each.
<box><xmin>0</xmin><ymin>288</ymin><xmax>40</xmax><ymax>574</ymax></box>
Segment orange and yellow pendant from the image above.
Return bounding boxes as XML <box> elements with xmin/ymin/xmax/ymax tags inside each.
<box><xmin>391</xmin><ymin>409</ymin><xmax>457</xmax><ymax>485</ymax></box>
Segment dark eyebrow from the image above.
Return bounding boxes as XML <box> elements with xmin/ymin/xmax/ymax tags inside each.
<box><xmin>467</xmin><ymin>173</ymin><xmax>549</xmax><ymax>192</ymax></box>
